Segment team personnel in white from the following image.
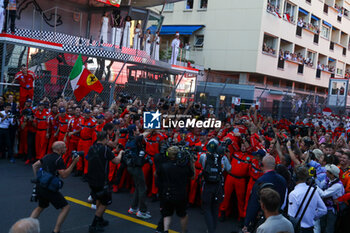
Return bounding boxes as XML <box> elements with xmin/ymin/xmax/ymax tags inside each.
<box><xmin>288</xmin><ymin>166</ymin><xmax>327</xmax><ymax>233</ymax></box>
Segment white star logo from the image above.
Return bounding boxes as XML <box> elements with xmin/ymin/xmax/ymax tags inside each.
<box><xmin>151</xmin><ymin>110</ymin><xmax>161</xmax><ymax>122</ymax></box>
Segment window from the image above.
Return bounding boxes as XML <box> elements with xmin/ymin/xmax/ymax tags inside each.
<box><xmin>306</xmin><ymin>51</ymin><xmax>315</xmax><ymax>67</ymax></box>
<box><xmin>262</xmin><ymin>34</ymin><xmax>277</xmax><ymax>55</ymax></box>
<box><xmin>164</xmin><ymin>3</ymin><xmax>174</xmax><ymax>11</ymax></box>
<box><xmin>321</xmin><ymin>25</ymin><xmax>330</xmax><ymax>39</ymax></box>
<box><xmin>194</xmin><ymin>35</ymin><xmax>204</xmax><ymax>47</ymax></box>
<box><xmin>337</xmin><ymin>68</ymin><xmax>343</xmax><ymax>76</ymax></box>
<box><xmin>283</xmin><ymin>1</ymin><xmax>296</xmax><ymax>23</ymax></box>
<box><xmin>185</xmin><ymin>0</ymin><xmax>193</xmax><ymax>10</ymax></box>
<box><xmin>200</xmin><ymin>0</ymin><xmax>208</xmax><ymax>9</ymax></box>
<box><xmin>306</xmin><ymin>0</ymin><xmax>311</xmax><ymax>3</ymax></box>
<box><xmin>267</xmin><ymin>0</ymin><xmax>281</xmax><ymax>13</ymax></box>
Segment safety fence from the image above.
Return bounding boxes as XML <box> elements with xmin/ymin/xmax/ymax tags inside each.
<box><xmin>0</xmin><ymin>42</ymin><xmax>180</xmax><ymax>108</ymax></box>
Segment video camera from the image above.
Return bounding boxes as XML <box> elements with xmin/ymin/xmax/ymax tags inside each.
<box><xmin>220</xmin><ymin>138</ymin><xmax>232</xmax><ymax>154</ymax></box>
<box><xmin>289</xmin><ymin>125</ymin><xmax>313</xmax><ymax>138</ymax></box>
<box><xmin>118</xmin><ymin>93</ymin><xmax>133</xmax><ymax>104</ymax></box>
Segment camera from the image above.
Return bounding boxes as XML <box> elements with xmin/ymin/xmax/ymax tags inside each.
<box><xmin>30</xmin><ymin>178</ymin><xmax>39</xmax><ymax>202</ymax></box>
<box><xmin>72</xmin><ymin>150</ymin><xmax>84</xmax><ymax>159</ymax></box>
<box><xmin>119</xmin><ymin>128</ymin><xmax>128</xmax><ymax>134</ymax></box>
<box><xmin>130</xmin><ymin>113</ymin><xmax>140</xmax><ymax>121</ymax></box>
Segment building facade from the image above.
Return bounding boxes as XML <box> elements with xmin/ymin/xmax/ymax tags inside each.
<box><xmin>153</xmin><ymin>0</ymin><xmax>350</xmax><ymax>115</ymax></box>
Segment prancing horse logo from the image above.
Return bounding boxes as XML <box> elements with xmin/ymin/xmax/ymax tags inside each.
<box><xmin>86</xmin><ymin>74</ymin><xmax>98</xmax><ymax>86</ymax></box>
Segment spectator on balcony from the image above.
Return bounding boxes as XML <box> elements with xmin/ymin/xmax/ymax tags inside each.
<box><xmin>3</xmin><ymin>0</ymin><xmax>16</xmax><ymax>34</ymax></box>
<box><xmin>144</xmin><ymin>29</ymin><xmax>151</xmax><ymax>56</ymax></box>
<box><xmin>297</xmin><ymin>18</ymin><xmax>304</xmax><ymax>28</ymax></box>
<box><xmin>100</xmin><ymin>12</ymin><xmax>109</xmax><ymax>44</ymax></box>
<box><xmin>171</xmin><ymin>32</ymin><xmax>181</xmax><ymax>65</ymax></box>
<box><xmin>111</xmin><ymin>9</ymin><xmax>122</xmax><ymax>47</ymax></box>
<box><xmin>152</xmin><ymin>31</ymin><xmax>160</xmax><ymax>61</ymax></box>
<box><xmin>133</xmin><ymin>22</ymin><xmax>141</xmax><ymax>50</ymax></box>
<box><xmin>122</xmin><ymin>15</ymin><xmax>132</xmax><ymax>48</ymax></box>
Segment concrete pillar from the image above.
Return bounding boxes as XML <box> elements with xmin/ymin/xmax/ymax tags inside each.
<box><xmin>239</xmin><ymin>73</ymin><xmax>248</xmax><ymax>85</ymax></box>
<box><xmin>263</xmin><ymin>76</ymin><xmax>267</xmax><ymax>86</ymax></box>
<box><xmin>292</xmin><ymin>82</ymin><xmax>295</xmax><ymax>93</ymax></box>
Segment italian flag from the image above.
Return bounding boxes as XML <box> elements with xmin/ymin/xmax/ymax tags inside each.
<box><xmin>69</xmin><ymin>55</ymin><xmax>103</xmax><ymax>101</ymax></box>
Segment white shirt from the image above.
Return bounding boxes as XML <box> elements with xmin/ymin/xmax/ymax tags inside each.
<box><xmin>171</xmin><ymin>38</ymin><xmax>180</xmax><ymax>50</ymax></box>
<box><xmin>0</xmin><ymin>110</ymin><xmax>15</xmax><ymax>129</ymax></box>
<box><xmin>288</xmin><ymin>183</ymin><xmax>327</xmax><ymax>228</ymax></box>
<box><xmin>317</xmin><ymin>178</ymin><xmax>344</xmax><ymax>199</ymax></box>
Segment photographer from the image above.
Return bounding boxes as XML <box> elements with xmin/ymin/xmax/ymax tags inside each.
<box><xmin>20</xmin><ymin>102</ymin><xmax>36</xmax><ymax>164</ymax></box>
<box><xmin>86</xmin><ymin>131</ymin><xmax>123</xmax><ymax>233</ymax></box>
<box><xmin>156</xmin><ymin>146</ymin><xmax>195</xmax><ymax>233</ymax></box>
<box><xmin>0</xmin><ymin>103</ymin><xmax>15</xmax><ymax>162</ymax></box>
<box><xmin>124</xmin><ymin>125</ymin><xmax>152</xmax><ymax>219</ymax></box>
<box><xmin>30</xmin><ymin>141</ymin><xmax>79</xmax><ymax>233</ymax></box>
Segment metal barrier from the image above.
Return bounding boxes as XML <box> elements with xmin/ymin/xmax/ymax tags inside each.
<box><xmin>0</xmin><ymin>42</ymin><xmax>181</xmax><ymax>107</ymax></box>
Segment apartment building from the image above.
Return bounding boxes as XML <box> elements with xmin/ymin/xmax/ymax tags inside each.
<box><xmin>152</xmin><ymin>0</ymin><xmax>350</xmax><ymax>111</ymax></box>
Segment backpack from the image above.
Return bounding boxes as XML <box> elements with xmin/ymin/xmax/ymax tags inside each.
<box><xmin>124</xmin><ymin>138</ymin><xmax>145</xmax><ymax>167</ymax></box>
<box><xmin>203</xmin><ymin>152</ymin><xmax>222</xmax><ymax>184</ymax></box>
<box><xmin>36</xmin><ymin>156</ymin><xmax>63</xmax><ymax>192</ymax></box>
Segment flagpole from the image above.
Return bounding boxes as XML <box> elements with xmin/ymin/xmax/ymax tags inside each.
<box><xmin>61</xmin><ymin>77</ymin><xmax>70</xmax><ymax>98</ymax></box>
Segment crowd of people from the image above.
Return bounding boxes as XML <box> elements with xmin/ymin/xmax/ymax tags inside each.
<box><xmin>2</xmin><ymin>66</ymin><xmax>350</xmax><ymax>233</ymax></box>
<box><xmin>297</xmin><ymin>18</ymin><xmax>320</xmax><ymax>35</ymax></box>
<box><xmin>263</xmin><ymin>43</ymin><xmax>276</xmax><ymax>55</ymax></box>
<box><xmin>279</xmin><ymin>50</ymin><xmax>306</xmax><ymax>64</ymax></box>
<box><xmin>317</xmin><ymin>62</ymin><xmax>336</xmax><ymax>73</ymax></box>
<box><xmin>278</xmin><ymin>49</ymin><xmax>316</xmax><ymax>68</ymax></box>
<box><xmin>1</xmin><ymin>84</ymin><xmax>350</xmax><ymax>233</ymax></box>
<box><xmin>266</xmin><ymin>1</ymin><xmax>281</xmax><ymax>18</ymax></box>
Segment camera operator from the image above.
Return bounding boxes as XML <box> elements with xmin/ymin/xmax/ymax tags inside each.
<box><xmin>200</xmin><ymin>138</ymin><xmax>231</xmax><ymax>233</ymax></box>
<box><xmin>86</xmin><ymin>131</ymin><xmax>123</xmax><ymax>233</ymax></box>
<box><xmin>0</xmin><ymin>103</ymin><xmax>15</xmax><ymax>162</ymax></box>
<box><xmin>30</xmin><ymin>141</ymin><xmax>79</xmax><ymax>233</ymax></box>
<box><xmin>156</xmin><ymin>146</ymin><xmax>195</xmax><ymax>233</ymax></box>
<box><xmin>124</xmin><ymin>125</ymin><xmax>152</xmax><ymax>219</ymax></box>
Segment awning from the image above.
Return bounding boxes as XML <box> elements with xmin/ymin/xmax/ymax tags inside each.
<box><xmin>299</xmin><ymin>8</ymin><xmax>309</xmax><ymax>15</ymax></box>
<box><xmin>323</xmin><ymin>20</ymin><xmax>332</xmax><ymax>28</ymax></box>
<box><xmin>148</xmin><ymin>25</ymin><xmax>204</xmax><ymax>35</ymax></box>
<box><xmin>269</xmin><ymin>90</ymin><xmax>284</xmax><ymax>95</ymax></box>
<box><xmin>329</xmin><ymin>58</ymin><xmax>335</xmax><ymax>62</ymax></box>
<box><xmin>311</xmin><ymin>15</ymin><xmax>319</xmax><ymax>21</ymax></box>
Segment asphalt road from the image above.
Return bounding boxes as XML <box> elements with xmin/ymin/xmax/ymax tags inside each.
<box><xmin>0</xmin><ymin>159</ymin><xmax>240</xmax><ymax>233</ymax></box>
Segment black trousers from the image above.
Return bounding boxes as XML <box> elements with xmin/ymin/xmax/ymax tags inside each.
<box><xmin>0</xmin><ymin>128</ymin><xmax>12</xmax><ymax>159</ymax></box>
<box><xmin>9</xmin><ymin>124</ymin><xmax>17</xmax><ymax>153</ymax></box>
<box><xmin>300</xmin><ymin>227</ymin><xmax>314</xmax><ymax>233</ymax></box>
<box><xmin>3</xmin><ymin>10</ymin><xmax>16</xmax><ymax>33</ymax></box>
<box><xmin>201</xmin><ymin>183</ymin><xmax>224</xmax><ymax>233</ymax></box>
<box><xmin>114</xmin><ymin>162</ymin><xmax>127</xmax><ymax>185</ymax></box>
<box><xmin>27</xmin><ymin>131</ymin><xmax>36</xmax><ymax>160</ymax></box>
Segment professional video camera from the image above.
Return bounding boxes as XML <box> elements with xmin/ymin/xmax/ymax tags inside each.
<box><xmin>175</xmin><ymin>141</ymin><xmax>202</xmax><ymax>167</ymax></box>
<box><xmin>220</xmin><ymin>138</ymin><xmax>232</xmax><ymax>153</ymax></box>
<box><xmin>158</xmin><ymin>138</ymin><xmax>202</xmax><ymax>166</ymax></box>
<box><xmin>71</xmin><ymin>150</ymin><xmax>84</xmax><ymax>159</ymax></box>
